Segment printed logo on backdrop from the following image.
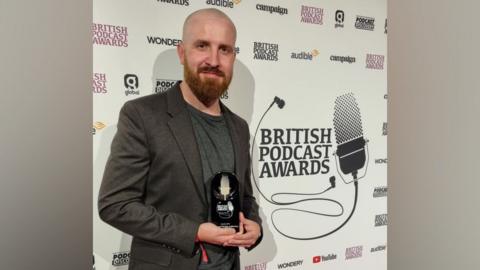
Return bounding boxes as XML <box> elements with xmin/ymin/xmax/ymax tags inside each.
<box><xmin>385</xmin><ymin>18</ymin><xmax>388</xmax><ymax>34</ymax></box>
<box><xmin>277</xmin><ymin>260</ymin><xmax>303</xmax><ymax>269</ymax></box>
<box><xmin>366</xmin><ymin>54</ymin><xmax>385</xmax><ymax>70</ymax></box>
<box><xmin>244</xmin><ymin>262</ymin><xmax>267</xmax><ymax>270</ymax></box>
<box><xmin>93</xmin><ymin>122</ymin><xmax>106</xmax><ymax>135</ymax></box>
<box><xmin>300</xmin><ymin>5</ymin><xmax>324</xmax><ymax>25</ymax></box>
<box><xmin>256</xmin><ymin>4</ymin><xmax>288</xmax><ymax>15</ymax></box>
<box><xmin>330</xmin><ymin>55</ymin><xmax>356</xmax><ymax>64</ymax></box>
<box><xmin>345</xmin><ymin>245</ymin><xmax>363</xmax><ymax>260</ymax></box>
<box><xmin>383</xmin><ymin>122</ymin><xmax>387</xmax><ymax>135</ymax></box>
<box><xmin>291</xmin><ymin>49</ymin><xmax>319</xmax><ymax>60</ymax></box>
<box><xmin>111</xmin><ymin>251</ymin><xmax>130</xmax><ymax>267</ymax></box>
<box><xmin>371</xmin><ymin>245</ymin><xmax>387</xmax><ymax>253</ymax></box>
<box><xmin>375</xmin><ymin>158</ymin><xmax>387</xmax><ymax>164</ymax></box>
<box><xmin>312</xmin><ymin>253</ymin><xmax>337</xmax><ymax>264</ymax></box>
<box><xmin>124</xmin><ymin>74</ymin><xmax>140</xmax><ymax>96</ymax></box>
<box><xmin>206</xmin><ymin>0</ymin><xmax>241</xmax><ymax>8</ymax></box>
<box><xmin>253</xmin><ymin>42</ymin><xmax>279</xmax><ymax>61</ymax></box>
<box><xmin>154</xmin><ymin>79</ymin><xmax>177</xmax><ymax>94</ymax></box>
<box><xmin>384</xmin><ymin>93</ymin><xmax>388</xmax><ymax>99</ymax></box>
<box><xmin>147</xmin><ymin>36</ymin><xmax>182</xmax><ymax>46</ymax></box>
<box><xmin>157</xmin><ymin>0</ymin><xmax>189</xmax><ymax>6</ymax></box>
<box><xmin>355</xmin><ymin>16</ymin><xmax>375</xmax><ymax>31</ymax></box>
<box><xmin>373</xmin><ymin>186</ymin><xmax>387</xmax><ymax>198</ymax></box>
<box><xmin>92</xmin><ymin>23</ymin><xmax>128</xmax><ymax>47</ymax></box>
<box><xmin>93</xmin><ymin>73</ymin><xmax>107</xmax><ymax>94</ymax></box>
<box><xmin>335</xmin><ymin>10</ymin><xmax>345</xmax><ymax>28</ymax></box>
<box><xmin>375</xmin><ymin>214</ymin><xmax>388</xmax><ymax>226</ymax></box>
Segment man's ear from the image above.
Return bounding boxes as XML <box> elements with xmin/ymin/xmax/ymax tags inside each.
<box><xmin>177</xmin><ymin>42</ymin><xmax>185</xmax><ymax>65</ymax></box>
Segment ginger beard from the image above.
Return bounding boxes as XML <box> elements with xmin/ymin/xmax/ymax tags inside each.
<box><xmin>183</xmin><ymin>57</ymin><xmax>232</xmax><ymax>106</ymax></box>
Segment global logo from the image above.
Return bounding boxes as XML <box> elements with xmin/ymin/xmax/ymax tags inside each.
<box><xmin>335</xmin><ymin>10</ymin><xmax>345</xmax><ymax>28</ymax></box>
<box><xmin>206</xmin><ymin>0</ymin><xmax>241</xmax><ymax>8</ymax></box>
<box><xmin>124</xmin><ymin>74</ymin><xmax>140</xmax><ymax>96</ymax></box>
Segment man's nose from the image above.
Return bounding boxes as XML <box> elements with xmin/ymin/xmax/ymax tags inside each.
<box><xmin>206</xmin><ymin>49</ymin><xmax>220</xmax><ymax>67</ymax></box>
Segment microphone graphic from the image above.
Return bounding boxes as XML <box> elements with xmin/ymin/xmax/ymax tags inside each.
<box><xmin>333</xmin><ymin>93</ymin><xmax>369</xmax><ymax>183</ymax></box>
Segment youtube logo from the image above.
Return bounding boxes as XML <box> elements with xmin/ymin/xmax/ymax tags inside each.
<box><xmin>313</xmin><ymin>256</ymin><xmax>321</xmax><ymax>263</ymax></box>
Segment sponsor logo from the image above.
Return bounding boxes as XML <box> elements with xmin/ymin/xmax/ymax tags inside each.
<box><xmin>244</xmin><ymin>262</ymin><xmax>267</xmax><ymax>270</ymax></box>
<box><xmin>253</xmin><ymin>42</ymin><xmax>279</xmax><ymax>61</ymax></box>
<box><xmin>235</xmin><ymin>46</ymin><xmax>240</xmax><ymax>54</ymax></box>
<box><xmin>355</xmin><ymin>16</ymin><xmax>375</xmax><ymax>31</ymax></box>
<box><xmin>300</xmin><ymin>5</ymin><xmax>324</xmax><ymax>25</ymax></box>
<box><xmin>312</xmin><ymin>253</ymin><xmax>337</xmax><ymax>263</ymax></box>
<box><xmin>385</xmin><ymin>18</ymin><xmax>388</xmax><ymax>34</ymax></box>
<box><xmin>256</xmin><ymin>4</ymin><xmax>288</xmax><ymax>15</ymax></box>
<box><xmin>383</xmin><ymin>122</ymin><xmax>387</xmax><ymax>136</ymax></box>
<box><xmin>158</xmin><ymin>0</ymin><xmax>189</xmax><ymax>6</ymax></box>
<box><xmin>206</xmin><ymin>0</ymin><xmax>241</xmax><ymax>8</ymax></box>
<box><xmin>335</xmin><ymin>10</ymin><xmax>345</xmax><ymax>28</ymax></box>
<box><xmin>277</xmin><ymin>260</ymin><xmax>303</xmax><ymax>269</ymax></box>
<box><xmin>124</xmin><ymin>74</ymin><xmax>140</xmax><ymax>96</ymax></box>
<box><xmin>220</xmin><ymin>91</ymin><xmax>229</xmax><ymax>99</ymax></box>
<box><xmin>155</xmin><ymin>79</ymin><xmax>177</xmax><ymax>94</ymax></box>
<box><xmin>375</xmin><ymin>214</ymin><xmax>388</xmax><ymax>226</ymax></box>
<box><xmin>93</xmin><ymin>254</ymin><xmax>96</xmax><ymax>270</ymax></box>
<box><xmin>330</xmin><ymin>55</ymin><xmax>356</xmax><ymax>64</ymax></box>
<box><xmin>291</xmin><ymin>49</ymin><xmax>319</xmax><ymax>60</ymax></box>
<box><xmin>345</xmin><ymin>245</ymin><xmax>363</xmax><ymax>260</ymax></box>
<box><xmin>375</xmin><ymin>158</ymin><xmax>387</xmax><ymax>164</ymax></box>
<box><xmin>366</xmin><ymin>54</ymin><xmax>385</xmax><ymax>70</ymax></box>
<box><xmin>92</xmin><ymin>23</ymin><xmax>128</xmax><ymax>47</ymax></box>
<box><xmin>373</xmin><ymin>186</ymin><xmax>387</xmax><ymax>198</ymax></box>
<box><xmin>371</xmin><ymin>245</ymin><xmax>387</xmax><ymax>253</ymax></box>
<box><xmin>147</xmin><ymin>36</ymin><xmax>182</xmax><ymax>46</ymax></box>
<box><xmin>93</xmin><ymin>122</ymin><xmax>106</xmax><ymax>135</ymax></box>
<box><xmin>259</xmin><ymin>128</ymin><xmax>333</xmax><ymax>178</ymax></box>
<box><xmin>384</xmin><ymin>94</ymin><xmax>388</xmax><ymax>99</ymax></box>
<box><xmin>112</xmin><ymin>251</ymin><xmax>130</xmax><ymax>267</ymax></box>
<box><xmin>93</xmin><ymin>73</ymin><xmax>107</xmax><ymax>94</ymax></box>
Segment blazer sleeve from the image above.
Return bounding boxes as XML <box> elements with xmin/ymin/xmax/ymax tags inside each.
<box><xmin>97</xmin><ymin>101</ymin><xmax>200</xmax><ymax>256</ymax></box>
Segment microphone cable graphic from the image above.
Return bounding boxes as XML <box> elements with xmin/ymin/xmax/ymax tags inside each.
<box><xmin>250</xmin><ymin>93</ymin><xmax>369</xmax><ymax>240</ymax></box>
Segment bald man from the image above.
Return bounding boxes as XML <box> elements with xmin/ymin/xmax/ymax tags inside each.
<box><xmin>98</xmin><ymin>8</ymin><xmax>262</xmax><ymax>270</ymax></box>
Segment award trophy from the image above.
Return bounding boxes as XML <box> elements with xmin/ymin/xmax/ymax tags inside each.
<box><xmin>210</xmin><ymin>171</ymin><xmax>240</xmax><ymax>231</ymax></box>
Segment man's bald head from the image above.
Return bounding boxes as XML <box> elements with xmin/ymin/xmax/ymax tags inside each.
<box><xmin>182</xmin><ymin>8</ymin><xmax>237</xmax><ymax>44</ymax></box>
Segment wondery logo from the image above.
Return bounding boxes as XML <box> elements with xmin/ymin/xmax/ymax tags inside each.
<box><xmin>291</xmin><ymin>49</ymin><xmax>319</xmax><ymax>60</ymax></box>
<box><xmin>124</xmin><ymin>74</ymin><xmax>140</xmax><ymax>96</ymax></box>
<box><xmin>345</xmin><ymin>245</ymin><xmax>363</xmax><ymax>260</ymax></box>
<box><xmin>383</xmin><ymin>122</ymin><xmax>387</xmax><ymax>135</ymax></box>
<box><xmin>93</xmin><ymin>73</ymin><xmax>107</xmax><ymax>94</ymax></box>
<box><xmin>244</xmin><ymin>262</ymin><xmax>267</xmax><ymax>270</ymax></box>
<box><xmin>335</xmin><ymin>10</ymin><xmax>345</xmax><ymax>28</ymax></box>
<box><xmin>206</xmin><ymin>0</ymin><xmax>241</xmax><ymax>8</ymax></box>
<box><xmin>373</xmin><ymin>186</ymin><xmax>387</xmax><ymax>198</ymax></box>
<box><xmin>355</xmin><ymin>15</ymin><xmax>375</xmax><ymax>31</ymax></box>
<box><xmin>93</xmin><ymin>122</ymin><xmax>106</xmax><ymax>135</ymax></box>
<box><xmin>277</xmin><ymin>260</ymin><xmax>303</xmax><ymax>269</ymax></box>
<box><xmin>111</xmin><ymin>251</ymin><xmax>130</xmax><ymax>267</ymax></box>
<box><xmin>312</xmin><ymin>253</ymin><xmax>337</xmax><ymax>264</ymax></box>
<box><xmin>256</xmin><ymin>4</ymin><xmax>288</xmax><ymax>15</ymax></box>
<box><xmin>366</xmin><ymin>54</ymin><xmax>385</xmax><ymax>70</ymax></box>
<box><xmin>253</xmin><ymin>42</ymin><xmax>279</xmax><ymax>61</ymax></box>
<box><xmin>371</xmin><ymin>245</ymin><xmax>387</xmax><ymax>253</ymax></box>
<box><xmin>375</xmin><ymin>214</ymin><xmax>388</xmax><ymax>226</ymax></box>
<box><xmin>330</xmin><ymin>55</ymin><xmax>356</xmax><ymax>64</ymax></box>
<box><xmin>147</xmin><ymin>36</ymin><xmax>182</xmax><ymax>46</ymax></box>
<box><xmin>300</xmin><ymin>5</ymin><xmax>323</xmax><ymax>25</ymax></box>
<box><xmin>158</xmin><ymin>0</ymin><xmax>189</xmax><ymax>6</ymax></box>
<box><xmin>92</xmin><ymin>23</ymin><xmax>128</xmax><ymax>47</ymax></box>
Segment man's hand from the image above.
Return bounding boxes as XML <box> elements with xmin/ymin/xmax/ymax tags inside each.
<box><xmin>197</xmin><ymin>222</ymin><xmax>237</xmax><ymax>246</ymax></box>
<box><xmin>225</xmin><ymin>212</ymin><xmax>261</xmax><ymax>248</ymax></box>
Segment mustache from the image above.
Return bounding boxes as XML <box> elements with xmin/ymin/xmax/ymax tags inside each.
<box><xmin>198</xmin><ymin>66</ymin><xmax>225</xmax><ymax>77</ymax></box>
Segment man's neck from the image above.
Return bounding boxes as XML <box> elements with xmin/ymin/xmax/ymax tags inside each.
<box><xmin>179</xmin><ymin>81</ymin><xmax>222</xmax><ymax>116</ymax></box>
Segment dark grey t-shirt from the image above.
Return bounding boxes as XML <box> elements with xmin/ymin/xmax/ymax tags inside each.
<box><xmin>187</xmin><ymin>104</ymin><xmax>237</xmax><ymax>270</ymax></box>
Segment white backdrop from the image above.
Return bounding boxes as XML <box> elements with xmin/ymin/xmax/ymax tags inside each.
<box><xmin>93</xmin><ymin>1</ymin><xmax>387</xmax><ymax>269</ymax></box>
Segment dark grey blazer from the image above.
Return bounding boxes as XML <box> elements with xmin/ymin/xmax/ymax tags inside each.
<box><xmin>98</xmin><ymin>82</ymin><xmax>262</xmax><ymax>270</ymax></box>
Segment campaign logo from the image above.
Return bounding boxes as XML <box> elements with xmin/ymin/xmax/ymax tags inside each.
<box><xmin>277</xmin><ymin>260</ymin><xmax>303</xmax><ymax>269</ymax></box>
<box><xmin>371</xmin><ymin>245</ymin><xmax>387</xmax><ymax>253</ymax></box>
<box><xmin>256</xmin><ymin>4</ymin><xmax>288</xmax><ymax>15</ymax></box>
<box><xmin>93</xmin><ymin>73</ymin><xmax>107</xmax><ymax>94</ymax></box>
<box><xmin>345</xmin><ymin>245</ymin><xmax>363</xmax><ymax>260</ymax></box>
<box><xmin>312</xmin><ymin>253</ymin><xmax>337</xmax><ymax>264</ymax></box>
<box><xmin>206</xmin><ymin>0</ymin><xmax>241</xmax><ymax>8</ymax></box>
<box><xmin>375</xmin><ymin>214</ymin><xmax>388</xmax><ymax>226</ymax></box>
<box><xmin>147</xmin><ymin>36</ymin><xmax>182</xmax><ymax>46</ymax></box>
<box><xmin>253</xmin><ymin>42</ymin><xmax>279</xmax><ymax>61</ymax></box>
<box><xmin>111</xmin><ymin>251</ymin><xmax>130</xmax><ymax>267</ymax></box>
<box><xmin>373</xmin><ymin>186</ymin><xmax>387</xmax><ymax>198</ymax></box>
<box><xmin>300</xmin><ymin>5</ymin><xmax>324</xmax><ymax>25</ymax></box>
<box><xmin>383</xmin><ymin>122</ymin><xmax>388</xmax><ymax>136</ymax></box>
<box><xmin>92</xmin><ymin>23</ymin><xmax>128</xmax><ymax>47</ymax></box>
<box><xmin>124</xmin><ymin>74</ymin><xmax>140</xmax><ymax>96</ymax></box>
<box><xmin>158</xmin><ymin>0</ymin><xmax>189</xmax><ymax>6</ymax></box>
<box><xmin>375</xmin><ymin>158</ymin><xmax>387</xmax><ymax>164</ymax></box>
<box><xmin>244</xmin><ymin>262</ymin><xmax>267</xmax><ymax>270</ymax></box>
<box><xmin>366</xmin><ymin>54</ymin><xmax>385</xmax><ymax>70</ymax></box>
<box><xmin>93</xmin><ymin>122</ymin><xmax>106</xmax><ymax>135</ymax></box>
<box><xmin>259</xmin><ymin>128</ymin><xmax>332</xmax><ymax>178</ymax></box>
<box><xmin>355</xmin><ymin>16</ymin><xmax>375</xmax><ymax>31</ymax></box>
<box><xmin>330</xmin><ymin>55</ymin><xmax>356</xmax><ymax>64</ymax></box>
<box><xmin>291</xmin><ymin>49</ymin><xmax>319</xmax><ymax>60</ymax></box>
<box><xmin>385</xmin><ymin>18</ymin><xmax>388</xmax><ymax>34</ymax></box>
<box><xmin>335</xmin><ymin>10</ymin><xmax>345</xmax><ymax>28</ymax></box>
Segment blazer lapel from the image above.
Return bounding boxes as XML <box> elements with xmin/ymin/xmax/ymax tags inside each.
<box><xmin>222</xmin><ymin>104</ymin><xmax>242</xmax><ymax>179</ymax></box>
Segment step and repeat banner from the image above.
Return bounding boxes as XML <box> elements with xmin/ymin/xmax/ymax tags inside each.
<box><xmin>93</xmin><ymin>1</ymin><xmax>387</xmax><ymax>269</ymax></box>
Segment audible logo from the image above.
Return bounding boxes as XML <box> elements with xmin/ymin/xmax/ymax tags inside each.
<box><xmin>291</xmin><ymin>49</ymin><xmax>319</xmax><ymax>60</ymax></box>
<box><xmin>206</xmin><ymin>0</ymin><xmax>241</xmax><ymax>8</ymax></box>
<box><xmin>93</xmin><ymin>122</ymin><xmax>106</xmax><ymax>135</ymax></box>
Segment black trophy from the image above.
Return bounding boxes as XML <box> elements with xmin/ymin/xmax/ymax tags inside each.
<box><xmin>210</xmin><ymin>171</ymin><xmax>240</xmax><ymax>231</ymax></box>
